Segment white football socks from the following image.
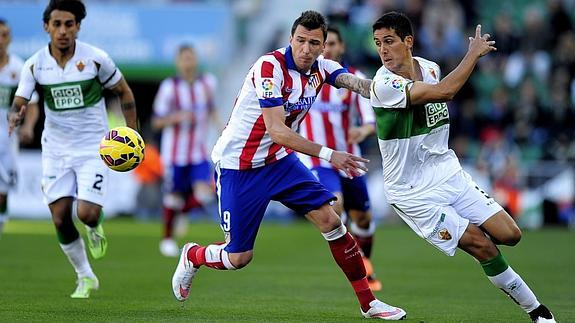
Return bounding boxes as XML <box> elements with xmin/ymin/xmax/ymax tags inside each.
<box><xmin>60</xmin><ymin>238</ymin><xmax>96</xmax><ymax>279</ymax></box>
<box><xmin>487</xmin><ymin>266</ymin><xmax>540</xmax><ymax>313</ymax></box>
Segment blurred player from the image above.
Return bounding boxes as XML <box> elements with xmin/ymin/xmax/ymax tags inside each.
<box><xmin>152</xmin><ymin>45</ymin><xmax>220</xmax><ymax>257</ymax></box>
<box><xmin>298</xmin><ymin>26</ymin><xmax>381</xmax><ymax>291</ymax></box>
<box><xmin>8</xmin><ymin>0</ymin><xmax>138</xmax><ymax>298</ymax></box>
<box><xmin>0</xmin><ymin>18</ymin><xmax>39</xmax><ymax>237</ymax></box>
<box><xmin>370</xmin><ymin>12</ymin><xmax>555</xmax><ymax>322</ymax></box>
<box><xmin>172</xmin><ymin>11</ymin><xmax>406</xmax><ymax>320</ymax></box>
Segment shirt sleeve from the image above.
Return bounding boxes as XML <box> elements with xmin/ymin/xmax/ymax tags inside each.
<box><xmin>202</xmin><ymin>73</ymin><xmax>217</xmax><ymax>111</ymax></box>
<box><xmin>253</xmin><ymin>57</ymin><xmax>284</xmax><ymax>108</ymax></box>
<box><xmin>95</xmin><ymin>50</ymin><xmax>123</xmax><ymax>89</ymax></box>
<box><xmin>14</xmin><ymin>59</ymin><xmax>37</xmax><ymax>101</ymax></box>
<box><xmin>320</xmin><ymin>58</ymin><xmax>348</xmax><ymax>87</ymax></box>
<box><xmin>153</xmin><ymin>79</ymin><xmax>174</xmax><ymax>117</ymax></box>
<box><xmin>370</xmin><ymin>72</ymin><xmax>413</xmax><ymax>109</ymax></box>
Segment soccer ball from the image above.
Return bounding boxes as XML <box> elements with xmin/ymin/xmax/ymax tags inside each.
<box><xmin>99</xmin><ymin>126</ymin><xmax>145</xmax><ymax>172</ymax></box>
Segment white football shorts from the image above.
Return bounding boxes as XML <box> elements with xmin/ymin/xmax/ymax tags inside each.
<box><xmin>41</xmin><ymin>154</ymin><xmax>108</xmax><ymax>206</ymax></box>
<box><xmin>0</xmin><ymin>150</ymin><xmax>16</xmax><ymax>194</ymax></box>
<box><xmin>390</xmin><ymin>169</ymin><xmax>503</xmax><ymax>256</ymax></box>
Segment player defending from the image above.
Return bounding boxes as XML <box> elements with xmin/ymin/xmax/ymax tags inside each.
<box><xmin>8</xmin><ymin>0</ymin><xmax>138</xmax><ymax>298</ymax></box>
<box><xmin>370</xmin><ymin>12</ymin><xmax>555</xmax><ymax>322</ymax></box>
<box><xmin>0</xmin><ymin>19</ymin><xmax>39</xmax><ymax>236</ymax></box>
<box><xmin>152</xmin><ymin>45</ymin><xmax>219</xmax><ymax>257</ymax></box>
<box><xmin>298</xmin><ymin>26</ymin><xmax>381</xmax><ymax>291</ymax></box>
<box><xmin>172</xmin><ymin>11</ymin><xmax>406</xmax><ymax>320</ymax></box>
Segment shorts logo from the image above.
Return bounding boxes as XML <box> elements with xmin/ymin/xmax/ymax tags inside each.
<box><xmin>262</xmin><ymin>78</ymin><xmax>273</xmax><ymax>98</ymax></box>
<box><xmin>425</xmin><ymin>102</ymin><xmax>449</xmax><ymax>127</ymax></box>
<box><xmin>428</xmin><ymin>213</ymin><xmax>447</xmax><ymax>240</ymax></box>
<box><xmin>51</xmin><ymin>84</ymin><xmax>85</xmax><ymax>110</ymax></box>
<box><xmin>438</xmin><ymin>228</ymin><xmax>452</xmax><ymax>240</ymax></box>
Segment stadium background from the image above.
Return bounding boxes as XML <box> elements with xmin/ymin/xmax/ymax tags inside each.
<box><xmin>0</xmin><ymin>1</ymin><xmax>574</xmax><ymax>321</ymax></box>
<box><xmin>2</xmin><ymin>0</ymin><xmax>574</xmax><ymax>229</ymax></box>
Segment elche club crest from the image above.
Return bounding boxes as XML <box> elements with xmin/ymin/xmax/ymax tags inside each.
<box><xmin>76</xmin><ymin>60</ymin><xmax>85</xmax><ymax>72</ymax></box>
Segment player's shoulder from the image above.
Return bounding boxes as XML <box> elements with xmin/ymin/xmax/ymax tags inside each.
<box><xmin>373</xmin><ymin>65</ymin><xmax>397</xmax><ymax>81</ymax></box>
<box><xmin>256</xmin><ymin>47</ymin><xmax>285</xmax><ymax>66</ymax></box>
<box><xmin>8</xmin><ymin>53</ymin><xmax>25</xmax><ymax>67</ymax></box>
<box><xmin>414</xmin><ymin>56</ymin><xmax>441</xmax><ymax>80</ymax></box>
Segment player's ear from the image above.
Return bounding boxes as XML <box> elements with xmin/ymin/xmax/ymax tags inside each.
<box><xmin>43</xmin><ymin>23</ymin><xmax>49</xmax><ymax>33</ymax></box>
<box><xmin>404</xmin><ymin>35</ymin><xmax>414</xmax><ymax>50</ymax></box>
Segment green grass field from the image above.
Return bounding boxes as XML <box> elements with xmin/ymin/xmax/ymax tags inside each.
<box><xmin>0</xmin><ymin>219</ymin><xmax>573</xmax><ymax>322</ymax></box>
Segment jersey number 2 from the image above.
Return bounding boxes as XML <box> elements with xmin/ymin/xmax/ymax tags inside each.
<box><xmin>93</xmin><ymin>174</ymin><xmax>104</xmax><ymax>191</ymax></box>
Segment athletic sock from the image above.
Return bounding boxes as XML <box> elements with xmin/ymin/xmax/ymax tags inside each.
<box><xmin>324</xmin><ymin>224</ymin><xmax>375</xmax><ymax>312</ymax></box>
<box><xmin>481</xmin><ymin>251</ymin><xmax>540</xmax><ymax>312</ymax></box>
<box><xmin>187</xmin><ymin>242</ymin><xmax>236</xmax><ymax>270</ymax></box>
<box><xmin>350</xmin><ymin>221</ymin><xmax>375</xmax><ymax>258</ymax></box>
<box><xmin>60</xmin><ymin>238</ymin><xmax>96</xmax><ymax>279</ymax></box>
<box><xmin>162</xmin><ymin>207</ymin><xmax>176</xmax><ymax>239</ymax></box>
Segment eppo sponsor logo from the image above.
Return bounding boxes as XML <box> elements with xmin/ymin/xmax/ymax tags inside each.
<box><xmin>425</xmin><ymin>102</ymin><xmax>449</xmax><ymax>127</ymax></box>
<box><xmin>284</xmin><ymin>96</ymin><xmax>316</xmax><ymax>112</ymax></box>
<box><xmin>51</xmin><ymin>84</ymin><xmax>84</xmax><ymax>110</ymax></box>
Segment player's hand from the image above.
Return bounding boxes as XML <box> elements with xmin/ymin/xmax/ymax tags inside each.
<box><xmin>329</xmin><ymin>150</ymin><xmax>369</xmax><ymax>178</ymax></box>
<box><xmin>18</xmin><ymin>125</ymin><xmax>35</xmax><ymax>144</ymax></box>
<box><xmin>468</xmin><ymin>24</ymin><xmax>496</xmax><ymax>58</ymax></box>
<box><xmin>7</xmin><ymin>105</ymin><xmax>27</xmax><ymax>136</ymax></box>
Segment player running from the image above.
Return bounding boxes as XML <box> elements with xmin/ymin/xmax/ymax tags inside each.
<box><xmin>298</xmin><ymin>26</ymin><xmax>381</xmax><ymax>291</ymax></box>
<box><xmin>0</xmin><ymin>18</ymin><xmax>39</xmax><ymax>237</ymax></box>
<box><xmin>370</xmin><ymin>12</ymin><xmax>555</xmax><ymax>322</ymax></box>
<box><xmin>8</xmin><ymin>0</ymin><xmax>138</xmax><ymax>298</ymax></box>
<box><xmin>153</xmin><ymin>45</ymin><xmax>220</xmax><ymax>257</ymax></box>
<box><xmin>172</xmin><ymin>10</ymin><xmax>406</xmax><ymax>320</ymax></box>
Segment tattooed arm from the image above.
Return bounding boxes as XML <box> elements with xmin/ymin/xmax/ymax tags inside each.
<box><xmin>334</xmin><ymin>73</ymin><xmax>372</xmax><ymax>99</ymax></box>
<box><xmin>109</xmin><ymin>77</ymin><xmax>139</xmax><ymax>130</ymax></box>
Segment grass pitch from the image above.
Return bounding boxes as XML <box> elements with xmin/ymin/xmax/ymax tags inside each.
<box><xmin>0</xmin><ymin>218</ymin><xmax>573</xmax><ymax>322</ymax></box>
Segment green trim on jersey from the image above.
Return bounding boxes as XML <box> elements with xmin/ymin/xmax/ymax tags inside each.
<box><xmin>373</xmin><ymin>102</ymin><xmax>450</xmax><ymax>140</ymax></box>
<box><xmin>0</xmin><ymin>85</ymin><xmax>17</xmax><ymax>109</ymax></box>
<box><xmin>42</xmin><ymin>77</ymin><xmax>103</xmax><ymax>111</ymax></box>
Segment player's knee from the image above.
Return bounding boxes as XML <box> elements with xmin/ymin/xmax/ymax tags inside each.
<box><xmin>228</xmin><ymin>252</ymin><xmax>253</xmax><ymax>269</ymax></box>
<box><xmin>501</xmin><ymin>226</ymin><xmax>522</xmax><ymax>246</ymax></box>
<box><xmin>77</xmin><ymin>207</ymin><xmax>100</xmax><ymax>223</ymax></box>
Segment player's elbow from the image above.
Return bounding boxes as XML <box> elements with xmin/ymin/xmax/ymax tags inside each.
<box><xmin>268</xmin><ymin>127</ymin><xmax>288</xmax><ymax>145</ymax></box>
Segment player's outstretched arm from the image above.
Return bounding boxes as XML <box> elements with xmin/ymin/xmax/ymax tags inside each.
<box><xmin>110</xmin><ymin>77</ymin><xmax>139</xmax><ymax>130</ymax></box>
<box><xmin>334</xmin><ymin>73</ymin><xmax>372</xmax><ymax>99</ymax></box>
<box><xmin>262</xmin><ymin>106</ymin><xmax>368</xmax><ymax>178</ymax></box>
<box><xmin>408</xmin><ymin>24</ymin><xmax>496</xmax><ymax>105</ymax></box>
<box><xmin>7</xmin><ymin>96</ymin><xmax>30</xmax><ymax>136</ymax></box>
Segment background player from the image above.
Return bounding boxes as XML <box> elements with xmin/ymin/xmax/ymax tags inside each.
<box><xmin>0</xmin><ymin>18</ymin><xmax>39</xmax><ymax>237</ymax></box>
<box><xmin>8</xmin><ymin>0</ymin><xmax>138</xmax><ymax>298</ymax></box>
<box><xmin>370</xmin><ymin>12</ymin><xmax>555</xmax><ymax>322</ymax></box>
<box><xmin>172</xmin><ymin>10</ymin><xmax>406</xmax><ymax>320</ymax></box>
<box><xmin>152</xmin><ymin>44</ymin><xmax>220</xmax><ymax>257</ymax></box>
<box><xmin>298</xmin><ymin>26</ymin><xmax>381</xmax><ymax>291</ymax></box>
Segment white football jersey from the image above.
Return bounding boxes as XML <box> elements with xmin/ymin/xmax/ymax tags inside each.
<box><xmin>15</xmin><ymin>41</ymin><xmax>122</xmax><ymax>157</ymax></box>
<box><xmin>370</xmin><ymin>57</ymin><xmax>461</xmax><ymax>203</ymax></box>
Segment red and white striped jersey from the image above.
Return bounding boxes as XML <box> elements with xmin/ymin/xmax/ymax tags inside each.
<box><xmin>211</xmin><ymin>46</ymin><xmax>347</xmax><ymax>170</ymax></box>
<box><xmin>153</xmin><ymin>73</ymin><xmax>216</xmax><ymax>166</ymax></box>
<box><xmin>299</xmin><ymin>66</ymin><xmax>375</xmax><ymax>169</ymax></box>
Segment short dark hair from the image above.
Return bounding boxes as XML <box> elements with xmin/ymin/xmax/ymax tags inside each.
<box><xmin>178</xmin><ymin>44</ymin><xmax>195</xmax><ymax>55</ymax></box>
<box><xmin>0</xmin><ymin>18</ymin><xmax>6</xmax><ymax>26</ymax></box>
<box><xmin>43</xmin><ymin>0</ymin><xmax>87</xmax><ymax>24</ymax></box>
<box><xmin>372</xmin><ymin>11</ymin><xmax>413</xmax><ymax>41</ymax></box>
<box><xmin>327</xmin><ymin>26</ymin><xmax>343</xmax><ymax>43</ymax></box>
<box><xmin>291</xmin><ymin>10</ymin><xmax>327</xmax><ymax>41</ymax></box>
